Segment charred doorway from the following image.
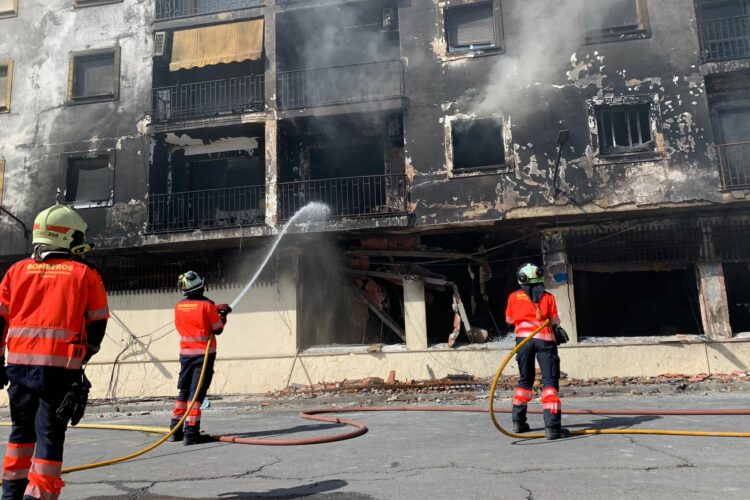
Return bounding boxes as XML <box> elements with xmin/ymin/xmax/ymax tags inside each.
<box><xmin>724</xmin><ymin>263</ymin><xmax>750</xmax><ymax>333</ymax></box>
<box><xmin>574</xmin><ymin>269</ymin><xmax>703</xmax><ymax>338</ymax></box>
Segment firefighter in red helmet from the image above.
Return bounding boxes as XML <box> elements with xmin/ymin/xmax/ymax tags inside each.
<box><xmin>169</xmin><ymin>271</ymin><xmax>231</xmax><ymax>445</ymax></box>
<box><xmin>0</xmin><ymin>204</ymin><xmax>109</xmax><ymax>499</ymax></box>
<box><xmin>505</xmin><ymin>263</ymin><xmax>567</xmax><ymax>440</ymax></box>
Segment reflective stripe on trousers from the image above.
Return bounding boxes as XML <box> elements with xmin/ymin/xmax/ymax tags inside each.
<box><xmin>2</xmin><ymin>442</ymin><xmax>34</xmax><ymax>481</ymax></box>
<box><xmin>25</xmin><ymin>458</ymin><xmax>64</xmax><ymax>500</ymax></box>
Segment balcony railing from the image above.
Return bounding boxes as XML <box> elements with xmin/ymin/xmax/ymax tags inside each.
<box><xmin>716</xmin><ymin>142</ymin><xmax>750</xmax><ymax>190</ymax></box>
<box><xmin>152</xmin><ymin>75</ymin><xmax>264</xmax><ymax>123</ymax></box>
<box><xmin>700</xmin><ymin>14</ymin><xmax>750</xmax><ymax>61</ymax></box>
<box><xmin>148</xmin><ymin>185</ymin><xmax>266</xmax><ymax>233</ymax></box>
<box><xmin>155</xmin><ymin>0</ymin><xmax>262</xmax><ymax>21</ymax></box>
<box><xmin>278</xmin><ymin>174</ymin><xmax>408</xmax><ymax>221</ymax></box>
<box><xmin>277</xmin><ymin>60</ymin><xmax>404</xmax><ymax>109</ymax></box>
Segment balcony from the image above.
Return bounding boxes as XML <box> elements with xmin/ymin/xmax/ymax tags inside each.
<box><xmin>155</xmin><ymin>0</ymin><xmax>262</xmax><ymax>21</ymax></box>
<box><xmin>716</xmin><ymin>142</ymin><xmax>750</xmax><ymax>190</ymax></box>
<box><xmin>278</xmin><ymin>174</ymin><xmax>408</xmax><ymax>221</ymax></box>
<box><xmin>152</xmin><ymin>75</ymin><xmax>264</xmax><ymax>125</ymax></box>
<box><xmin>277</xmin><ymin>60</ymin><xmax>404</xmax><ymax>110</ymax></box>
<box><xmin>148</xmin><ymin>185</ymin><xmax>266</xmax><ymax>233</ymax></box>
<box><xmin>700</xmin><ymin>14</ymin><xmax>750</xmax><ymax>62</ymax></box>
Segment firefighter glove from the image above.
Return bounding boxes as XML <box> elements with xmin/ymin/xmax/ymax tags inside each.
<box><xmin>216</xmin><ymin>304</ymin><xmax>232</xmax><ymax>323</ymax></box>
<box><xmin>56</xmin><ymin>373</ymin><xmax>92</xmax><ymax>426</ymax></box>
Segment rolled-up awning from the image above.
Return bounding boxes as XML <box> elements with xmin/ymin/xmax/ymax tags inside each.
<box><xmin>170</xmin><ymin>19</ymin><xmax>264</xmax><ymax>72</ymax></box>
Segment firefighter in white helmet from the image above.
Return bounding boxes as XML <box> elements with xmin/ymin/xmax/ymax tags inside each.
<box><xmin>0</xmin><ymin>204</ymin><xmax>109</xmax><ymax>499</ymax></box>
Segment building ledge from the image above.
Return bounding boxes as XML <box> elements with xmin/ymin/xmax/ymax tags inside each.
<box><xmin>278</xmin><ymin>96</ymin><xmax>407</xmax><ymax>120</ymax></box>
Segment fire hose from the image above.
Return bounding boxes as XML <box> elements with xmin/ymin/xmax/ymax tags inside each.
<box><xmin>5</xmin><ymin>322</ymin><xmax>750</xmax><ymax>481</ymax></box>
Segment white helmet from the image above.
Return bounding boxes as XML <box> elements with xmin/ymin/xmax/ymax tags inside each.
<box><xmin>33</xmin><ymin>204</ymin><xmax>91</xmax><ymax>254</ymax></box>
<box><xmin>177</xmin><ymin>271</ymin><xmax>204</xmax><ymax>296</ymax></box>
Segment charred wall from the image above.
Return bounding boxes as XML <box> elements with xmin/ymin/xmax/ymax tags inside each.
<box><xmin>0</xmin><ymin>0</ymin><xmax>152</xmax><ymax>256</ymax></box>
<box><xmin>399</xmin><ymin>0</ymin><xmax>731</xmax><ymax>228</ymax></box>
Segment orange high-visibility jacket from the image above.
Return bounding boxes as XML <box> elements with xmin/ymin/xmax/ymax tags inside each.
<box><xmin>0</xmin><ymin>257</ymin><xmax>109</xmax><ymax>370</ymax></box>
<box><xmin>505</xmin><ymin>290</ymin><xmax>559</xmax><ymax>343</ymax></box>
<box><xmin>174</xmin><ymin>299</ymin><xmax>223</xmax><ymax>357</ymax></box>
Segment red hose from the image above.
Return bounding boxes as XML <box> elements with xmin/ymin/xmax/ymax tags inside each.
<box><xmin>211</xmin><ymin>405</ymin><xmax>750</xmax><ymax>446</ymax></box>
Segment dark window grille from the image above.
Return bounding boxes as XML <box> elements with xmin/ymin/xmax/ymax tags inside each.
<box><xmin>65</xmin><ymin>156</ymin><xmax>112</xmax><ymax>203</ymax></box>
<box><xmin>451</xmin><ymin>117</ymin><xmax>508</xmax><ymax>173</ymax></box>
<box><xmin>155</xmin><ymin>0</ymin><xmax>262</xmax><ymax>21</ymax></box>
<box><xmin>277</xmin><ymin>60</ymin><xmax>403</xmax><ymax>110</ymax></box>
<box><xmin>152</xmin><ymin>74</ymin><xmax>264</xmax><ymax>123</ymax></box>
<box><xmin>278</xmin><ymin>174</ymin><xmax>408</xmax><ymax>221</ymax></box>
<box><xmin>700</xmin><ymin>13</ymin><xmax>750</xmax><ymax>61</ymax></box>
<box><xmin>445</xmin><ymin>1</ymin><xmax>496</xmax><ymax>52</ymax></box>
<box><xmin>716</xmin><ymin>142</ymin><xmax>750</xmax><ymax>189</ymax></box>
<box><xmin>147</xmin><ymin>184</ymin><xmax>266</xmax><ymax>233</ymax></box>
<box><xmin>596</xmin><ymin>105</ymin><xmax>654</xmax><ymax>156</ymax></box>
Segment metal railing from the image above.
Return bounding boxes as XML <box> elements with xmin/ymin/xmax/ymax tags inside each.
<box><xmin>148</xmin><ymin>185</ymin><xmax>266</xmax><ymax>233</ymax></box>
<box><xmin>278</xmin><ymin>174</ymin><xmax>408</xmax><ymax>221</ymax></box>
<box><xmin>716</xmin><ymin>142</ymin><xmax>750</xmax><ymax>190</ymax></box>
<box><xmin>700</xmin><ymin>14</ymin><xmax>750</xmax><ymax>61</ymax></box>
<box><xmin>277</xmin><ymin>60</ymin><xmax>404</xmax><ymax>109</ymax></box>
<box><xmin>155</xmin><ymin>0</ymin><xmax>262</xmax><ymax>20</ymax></box>
<box><xmin>152</xmin><ymin>75</ymin><xmax>264</xmax><ymax>123</ymax></box>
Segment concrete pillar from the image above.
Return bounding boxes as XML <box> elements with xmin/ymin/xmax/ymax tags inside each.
<box><xmin>403</xmin><ymin>277</ymin><xmax>428</xmax><ymax>350</ymax></box>
<box><xmin>542</xmin><ymin>230</ymin><xmax>578</xmax><ymax>344</ymax></box>
<box><xmin>264</xmin><ymin>117</ymin><xmax>278</xmax><ymax>227</ymax></box>
<box><xmin>696</xmin><ymin>262</ymin><xmax>732</xmax><ymax>340</ymax></box>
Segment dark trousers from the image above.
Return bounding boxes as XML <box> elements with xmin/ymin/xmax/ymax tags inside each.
<box><xmin>170</xmin><ymin>354</ymin><xmax>215</xmax><ymax>437</ymax></box>
<box><xmin>2</xmin><ymin>383</ymin><xmax>68</xmax><ymax>500</ymax></box>
<box><xmin>512</xmin><ymin>338</ymin><xmax>562</xmax><ymax>430</ymax></box>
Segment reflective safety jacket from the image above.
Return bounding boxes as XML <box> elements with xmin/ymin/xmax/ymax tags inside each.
<box><xmin>0</xmin><ymin>257</ymin><xmax>109</xmax><ymax>388</ymax></box>
<box><xmin>505</xmin><ymin>290</ymin><xmax>559</xmax><ymax>343</ymax></box>
<box><xmin>174</xmin><ymin>297</ymin><xmax>223</xmax><ymax>357</ymax></box>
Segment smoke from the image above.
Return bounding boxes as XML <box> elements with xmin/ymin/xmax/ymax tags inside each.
<box><xmin>470</xmin><ymin>0</ymin><xmax>615</xmax><ymax>117</ymax></box>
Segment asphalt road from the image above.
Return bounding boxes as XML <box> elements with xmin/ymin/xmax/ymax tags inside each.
<box><xmin>2</xmin><ymin>392</ymin><xmax>750</xmax><ymax>499</ymax></box>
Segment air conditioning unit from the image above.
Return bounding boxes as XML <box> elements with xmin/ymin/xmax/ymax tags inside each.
<box><xmin>153</xmin><ymin>32</ymin><xmax>168</xmax><ymax>58</ymax></box>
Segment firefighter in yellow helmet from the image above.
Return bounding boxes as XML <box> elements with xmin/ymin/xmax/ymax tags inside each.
<box><xmin>0</xmin><ymin>205</ymin><xmax>109</xmax><ymax>499</ymax></box>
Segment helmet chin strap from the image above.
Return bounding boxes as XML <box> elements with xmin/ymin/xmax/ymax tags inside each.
<box><xmin>71</xmin><ymin>243</ymin><xmax>93</xmax><ymax>255</ymax></box>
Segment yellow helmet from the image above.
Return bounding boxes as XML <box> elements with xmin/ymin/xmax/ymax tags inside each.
<box><xmin>32</xmin><ymin>204</ymin><xmax>90</xmax><ymax>253</ymax></box>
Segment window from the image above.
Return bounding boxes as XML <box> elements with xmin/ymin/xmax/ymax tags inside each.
<box><xmin>67</xmin><ymin>48</ymin><xmax>120</xmax><ymax>104</ymax></box>
<box><xmin>596</xmin><ymin>105</ymin><xmax>654</xmax><ymax>156</ymax></box>
<box><xmin>699</xmin><ymin>0</ymin><xmax>750</xmax><ymax>61</ymax></box>
<box><xmin>64</xmin><ymin>154</ymin><xmax>114</xmax><ymax>205</ymax></box>
<box><xmin>451</xmin><ymin>117</ymin><xmax>508</xmax><ymax>173</ymax></box>
<box><xmin>0</xmin><ymin>0</ymin><xmax>18</xmax><ymax>19</ymax></box>
<box><xmin>0</xmin><ymin>60</ymin><xmax>12</xmax><ymax>113</ymax></box>
<box><xmin>583</xmin><ymin>0</ymin><xmax>649</xmax><ymax>43</ymax></box>
<box><xmin>444</xmin><ymin>1</ymin><xmax>501</xmax><ymax>53</ymax></box>
<box><xmin>73</xmin><ymin>0</ymin><xmax>123</xmax><ymax>7</ymax></box>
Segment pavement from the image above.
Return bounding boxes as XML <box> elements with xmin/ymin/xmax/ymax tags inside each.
<box><xmin>2</xmin><ymin>391</ymin><xmax>750</xmax><ymax>500</ymax></box>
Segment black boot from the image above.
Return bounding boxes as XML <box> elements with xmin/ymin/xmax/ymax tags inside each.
<box><xmin>183</xmin><ymin>423</ymin><xmax>213</xmax><ymax>446</ymax></box>
<box><xmin>2</xmin><ymin>478</ymin><xmax>28</xmax><ymax>500</ymax></box>
<box><xmin>544</xmin><ymin>427</ymin><xmax>570</xmax><ymax>440</ymax></box>
<box><xmin>169</xmin><ymin>419</ymin><xmax>183</xmax><ymax>442</ymax></box>
<box><xmin>512</xmin><ymin>421</ymin><xmax>531</xmax><ymax>434</ymax></box>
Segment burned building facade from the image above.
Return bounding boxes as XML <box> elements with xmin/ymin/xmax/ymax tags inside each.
<box><xmin>1</xmin><ymin>0</ymin><xmax>750</xmax><ymax>396</ymax></box>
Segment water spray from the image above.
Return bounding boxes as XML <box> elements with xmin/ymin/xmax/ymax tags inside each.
<box><xmin>229</xmin><ymin>202</ymin><xmax>331</xmax><ymax>309</ymax></box>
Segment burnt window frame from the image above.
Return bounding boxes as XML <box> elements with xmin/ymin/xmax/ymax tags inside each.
<box><xmin>62</xmin><ymin>150</ymin><xmax>116</xmax><ymax>208</ymax></box>
<box><xmin>446</xmin><ymin>114</ymin><xmax>513</xmax><ymax>177</ymax></box>
<box><xmin>0</xmin><ymin>0</ymin><xmax>18</xmax><ymax>19</ymax></box>
<box><xmin>441</xmin><ymin>0</ymin><xmax>504</xmax><ymax>57</ymax></box>
<box><xmin>0</xmin><ymin>60</ymin><xmax>12</xmax><ymax>113</ymax></box>
<box><xmin>588</xmin><ymin>95</ymin><xmax>663</xmax><ymax>161</ymax></box>
<box><xmin>582</xmin><ymin>0</ymin><xmax>651</xmax><ymax>44</ymax></box>
<box><xmin>67</xmin><ymin>47</ymin><xmax>121</xmax><ymax>105</ymax></box>
<box><xmin>73</xmin><ymin>0</ymin><xmax>123</xmax><ymax>7</ymax></box>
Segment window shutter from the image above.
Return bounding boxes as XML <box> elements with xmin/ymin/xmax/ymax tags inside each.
<box><xmin>0</xmin><ymin>66</ymin><xmax>7</xmax><ymax>108</ymax></box>
<box><xmin>76</xmin><ymin>54</ymin><xmax>115</xmax><ymax>97</ymax></box>
<box><xmin>0</xmin><ymin>0</ymin><xmax>14</xmax><ymax>13</ymax></box>
<box><xmin>446</xmin><ymin>2</ymin><xmax>495</xmax><ymax>48</ymax></box>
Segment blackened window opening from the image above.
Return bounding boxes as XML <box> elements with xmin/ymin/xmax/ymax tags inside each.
<box><xmin>452</xmin><ymin>118</ymin><xmax>506</xmax><ymax>172</ymax></box>
<box><xmin>574</xmin><ymin>269</ymin><xmax>703</xmax><ymax>338</ymax></box>
<box><xmin>585</xmin><ymin>0</ymin><xmax>640</xmax><ymax>34</ymax></box>
<box><xmin>73</xmin><ymin>53</ymin><xmax>115</xmax><ymax>99</ymax></box>
<box><xmin>724</xmin><ymin>263</ymin><xmax>750</xmax><ymax>333</ymax></box>
<box><xmin>597</xmin><ymin>105</ymin><xmax>653</xmax><ymax>155</ymax></box>
<box><xmin>445</xmin><ymin>1</ymin><xmax>496</xmax><ymax>52</ymax></box>
<box><xmin>65</xmin><ymin>156</ymin><xmax>111</xmax><ymax>203</ymax></box>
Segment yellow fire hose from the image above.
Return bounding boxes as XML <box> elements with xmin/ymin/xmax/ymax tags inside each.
<box><xmin>489</xmin><ymin>320</ymin><xmax>750</xmax><ymax>439</ymax></box>
<box><xmin>0</xmin><ymin>337</ymin><xmax>213</xmax><ymax>479</ymax></box>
